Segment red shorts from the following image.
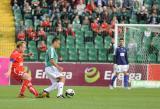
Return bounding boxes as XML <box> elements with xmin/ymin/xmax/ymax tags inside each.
<box><xmin>11</xmin><ymin>68</ymin><xmax>24</xmax><ymax>83</ymax></box>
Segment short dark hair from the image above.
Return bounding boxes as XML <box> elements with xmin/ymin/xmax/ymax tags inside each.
<box><xmin>119</xmin><ymin>38</ymin><xmax>124</xmax><ymax>41</ymax></box>
<box><xmin>52</xmin><ymin>37</ymin><xmax>60</xmax><ymax>44</ymax></box>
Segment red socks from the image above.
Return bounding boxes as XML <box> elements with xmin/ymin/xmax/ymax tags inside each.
<box><xmin>28</xmin><ymin>82</ymin><xmax>39</xmax><ymax>96</ymax></box>
<box><xmin>20</xmin><ymin>80</ymin><xmax>38</xmax><ymax>97</ymax></box>
<box><xmin>20</xmin><ymin>80</ymin><xmax>30</xmax><ymax>95</ymax></box>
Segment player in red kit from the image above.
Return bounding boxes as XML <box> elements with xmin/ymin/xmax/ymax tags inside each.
<box><xmin>6</xmin><ymin>41</ymin><xmax>39</xmax><ymax>98</ymax></box>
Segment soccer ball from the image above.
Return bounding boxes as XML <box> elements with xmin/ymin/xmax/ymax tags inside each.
<box><xmin>65</xmin><ymin>89</ymin><xmax>75</xmax><ymax>97</ymax></box>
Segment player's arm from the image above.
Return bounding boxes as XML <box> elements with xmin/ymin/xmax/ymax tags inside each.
<box><xmin>5</xmin><ymin>61</ymin><xmax>13</xmax><ymax>77</ymax></box>
<box><xmin>50</xmin><ymin>59</ymin><xmax>63</xmax><ymax>72</ymax></box>
<box><xmin>23</xmin><ymin>52</ymin><xmax>33</xmax><ymax>57</ymax></box>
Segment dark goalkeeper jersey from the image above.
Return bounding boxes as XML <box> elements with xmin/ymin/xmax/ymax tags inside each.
<box><xmin>115</xmin><ymin>46</ymin><xmax>129</xmax><ymax>65</ymax></box>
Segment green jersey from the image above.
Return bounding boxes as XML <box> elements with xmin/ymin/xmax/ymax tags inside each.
<box><xmin>45</xmin><ymin>47</ymin><xmax>58</xmax><ymax>67</ymax></box>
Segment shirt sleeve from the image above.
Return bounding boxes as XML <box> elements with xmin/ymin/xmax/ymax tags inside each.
<box><xmin>10</xmin><ymin>53</ymin><xmax>18</xmax><ymax>62</ymax></box>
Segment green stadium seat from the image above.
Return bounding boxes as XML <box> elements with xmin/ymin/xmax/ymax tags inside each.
<box><xmin>98</xmin><ymin>49</ymin><xmax>107</xmax><ymax>62</ymax></box>
<box><xmin>34</xmin><ymin>19</ymin><xmax>40</xmax><ymax>28</ymax></box>
<box><xmin>29</xmin><ymin>49</ymin><xmax>38</xmax><ymax>61</ymax></box>
<box><xmin>73</xmin><ymin>24</ymin><xmax>81</xmax><ymax>31</ymax></box>
<box><xmin>60</xmin><ymin>47</ymin><xmax>68</xmax><ymax>61</ymax></box>
<box><xmin>108</xmin><ymin>53</ymin><xmax>113</xmax><ymax>62</ymax></box>
<box><xmin>81</xmin><ymin>25</ymin><xmax>90</xmax><ymax>32</ymax></box>
<box><xmin>68</xmin><ymin>48</ymin><xmax>78</xmax><ymax>61</ymax></box>
<box><xmin>85</xmin><ymin>42</ymin><xmax>94</xmax><ymax>49</ymax></box>
<box><xmin>85</xmin><ymin>31</ymin><xmax>93</xmax><ymax>37</ymax></box>
<box><xmin>104</xmin><ymin>36</ymin><xmax>111</xmax><ymax>49</ymax></box>
<box><xmin>78</xmin><ymin>48</ymin><xmax>88</xmax><ymax>61</ymax></box>
<box><xmin>39</xmin><ymin>52</ymin><xmax>46</xmax><ymax>62</ymax></box>
<box><xmin>95</xmin><ymin>36</ymin><xmax>104</xmax><ymax>49</ymax></box>
<box><xmin>66</xmin><ymin>36</ymin><xmax>75</xmax><ymax>48</ymax></box>
<box><xmin>75</xmin><ymin>30</ymin><xmax>84</xmax><ymax>37</ymax></box>
<box><xmin>76</xmin><ymin>42</ymin><xmax>84</xmax><ymax>49</ymax></box>
<box><xmin>25</xmin><ymin>19</ymin><xmax>33</xmax><ymax>27</ymax></box>
<box><xmin>88</xmin><ymin>48</ymin><xmax>97</xmax><ymax>61</ymax></box>
<box><xmin>28</xmin><ymin>41</ymin><xmax>36</xmax><ymax>48</ymax></box>
<box><xmin>148</xmin><ymin>54</ymin><xmax>157</xmax><ymax>63</ymax></box>
<box><xmin>24</xmin><ymin>49</ymin><xmax>29</xmax><ymax>61</ymax></box>
<box><xmin>47</xmin><ymin>35</ymin><xmax>55</xmax><ymax>47</ymax></box>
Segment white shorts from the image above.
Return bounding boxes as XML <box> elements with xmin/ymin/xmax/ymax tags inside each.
<box><xmin>115</xmin><ymin>65</ymin><xmax>129</xmax><ymax>73</ymax></box>
<box><xmin>45</xmin><ymin>66</ymin><xmax>64</xmax><ymax>79</ymax></box>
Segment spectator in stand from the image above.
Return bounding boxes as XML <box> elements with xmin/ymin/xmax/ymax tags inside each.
<box><xmin>31</xmin><ymin>0</ymin><xmax>40</xmax><ymax>7</ymax></box>
<box><xmin>82</xmin><ymin>16</ymin><xmax>90</xmax><ymax>25</ymax></box>
<box><xmin>65</xmin><ymin>24</ymin><xmax>75</xmax><ymax>37</ymax></box>
<box><xmin>38</xmin><ymin>41</ymin><xmax>47</xmax><ymax>52</ymax></box>
<box><xmin>137</xmin><ymin>6</ymin><xmax>148</xmax><ymax>23</ymax></box>
<box><xmin>23</xmin><ymin>1</ymin><xmax>32</xmax><ymax>14</ymax></box>
<box><xmin>100</xmin><ymin>20</ymin><xmax>110</xmax><ymax>36</ymax></box>
<box><xmin>148</xmin><ymin>9</ymin><xmax>159</xmax><ymax>24</ymax></box>
<box><xmin>85</xmin><ymin>0</ymin><xmax>96</xmax><ymax>14</ymax></box>
<box><xmin>41</xmin><ymin>16</ymin><xmax>51</xmax><ymax>27</ymax></box>
<box><xmin>37</xmin><ymin>28</ymin><xmax>46</xmax><ymax>40</ymax></box>
<box><xmin>76</xmin><ymin>0</ymin><xmax>86</xmax><ymax>15</ymax></box>
<box><xmin>91</xmin><ymin>19</ymin><xmax>100</xmax><ymax>35</ymax></box>
<box><xmin>26</xmin><ymin>27</ymin><xmax>37</xmax><ymax>40</ymax></box>
<box><xmin>33</xmin><ymin>6</ymin><xmax>42</xmax><ymax>20</ymax></box>
<box><xmin>17</xmin><ymin>31</ymin><xmax>25</xmax><ymax>41</ymax></box>
<box><xmin>72</xmin><ymin>15</ymin><xmax>81</xmax><ymax>24</ymax></box>
<box><xmin>26</xmin><ymin>26</ymin><xmax>33</xmax><ymax>36</ymax></box>
<box><xmin>110</xmin><ymin>16</ymin><xmax>118</xmax><ymax>37</ymax></box>
<box><xmin>55</xmin><ymin>22</ymin><xmax>63</xmax><ymax>35</ymax></box>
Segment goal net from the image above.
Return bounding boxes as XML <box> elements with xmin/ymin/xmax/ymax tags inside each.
<box><xmin>114</xmin><ymin>24</ymin><xmax>160</xmax><ymax>87</ymax></box>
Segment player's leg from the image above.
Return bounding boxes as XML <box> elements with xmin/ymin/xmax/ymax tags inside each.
<box><xmin>56</xmin><ymin>76</ymin><xmax>65</xmax><ymax>98</ymax></box>
<box><xmin>21</xmin><ymin>73</ymin><xmax>39</xmax><ymax>97</ymax></box>
<box><xmin>39</xmin><ymin>67</ymin><xmax>58</xmax><ymax>98</ymax></box>
<box><xmin>110</xmin><ymin>65</ymin><xmax>120</xmax><ymax>89</ymax></box>
<box><xmin>123</xmin><ymin>65</ymin><xmax>129</xmax><ymax>88</ymax></box>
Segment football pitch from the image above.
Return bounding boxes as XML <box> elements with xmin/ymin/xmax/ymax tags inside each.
<box><xmin>0</xmin><ymin>86</ymin><xmax>160</xmax><ymax>109</ymax></box>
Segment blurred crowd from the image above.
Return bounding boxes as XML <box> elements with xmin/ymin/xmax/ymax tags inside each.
<box><xmin>11</xmin><ymin>0</ymin><xmax>160</xmax><ymax>50</ymax></box>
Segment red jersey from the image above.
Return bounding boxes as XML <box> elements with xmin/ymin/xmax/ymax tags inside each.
<box><xmin>10</xmin><ymin>50</ymin><xmax>24</xmax><ymax>71</ymax></box>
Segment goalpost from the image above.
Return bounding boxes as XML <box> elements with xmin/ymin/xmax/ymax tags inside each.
<box><xmin>114</xmin><ymin>24</ymin><xmax>160</xmax><ymax>88</ymax></box>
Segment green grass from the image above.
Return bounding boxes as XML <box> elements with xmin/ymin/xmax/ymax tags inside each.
<box><xmin>0</xmin><ymin>86</ymin><xmax>160</xmax><ymax>109</ymax></box>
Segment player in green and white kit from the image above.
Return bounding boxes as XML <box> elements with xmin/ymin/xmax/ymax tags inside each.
<box><xmin>41</xmin><ymin>37</ymin><xmax>65</xmax><ymax>98</ymax></box>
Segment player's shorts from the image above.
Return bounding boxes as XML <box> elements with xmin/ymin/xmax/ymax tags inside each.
<box><xmin>115</xmin><ymin>65</ymin><xmax>129</xmax><ymax>73</ymax></box>
<box><xmin>45</xmin><ymin>66</ymin><xmax>64</xmax><ymax>79</ymax></box>
<box><xmin>11</xmin><ymin>68</ymin><xmax>24</xmax><ymax>82</ymax></box>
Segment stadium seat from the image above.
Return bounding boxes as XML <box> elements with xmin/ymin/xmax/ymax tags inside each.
<box><xmin>28</xmin><ymin>41</ymin><xmax>36</xmax><ymax>48</ymax></box>
<box><xmin>85</xmin><ymin>42</ymin><xmax>94</xmax><ymax>49</ymax></box>
<box><xmin>88</xmin><ymin>48</ymin><xmax>97</xmax><ymax>61</ymax></box>
<box><xmin>104</xmin><ymin>36</ymin><xmax>111</xmax><ymax>49</ymax></box>
<box><xmin>24</xmin><ymin>49</ymin><xmax>29</xmax><ymax>61</ymax></box>
<box><xmin>39</xmin><ymin>52</ymin><xmax>46</xmax><ymax>61</ymax></box>
<box><xmin>85</xmin><ymin>31</ymin><xmax>93</xmax><ymax>37</ymax></box>
<box><xmin>25</xmin><ymin>19</ymin><xmax>33</xmax><ymax>28</ymax></box>
<box><xmin>148</xmin><ymin>54</ymin><xmax>157</xmax><ymax>63</ymax></box>
<box><xmin>68</xmin><ymin>48</ymin><xmax>78</xmax><ymax>61</ymax></box>
<box><xmin>98</xmin><ymin>49</ymin><xmax>107</xmax><ymax>62</ymax></box>
<box><xmin>108</xmin><ymin>53</ymin><xmax>113</xmax><ymax>62</ymax></box>
<box><xmin>29</xmin><ymin>49</ymin><xmax>38</xmax><ymax>61</ymax></box>
<box><xmin>76</xmin><ymin>42</ymin><xmax>84</xmax><ymax>49</ymax></box>
<box><xmin>47</xmin><ymin>35</ymin><xmax>55</xmax><ymax>47</ymax></box>
<box><xmin>81</xmin><ymin>25</ymin><xmax>90</xmax><ymax>32</ymax></box>
<box><xmin>78</xmin><ymin>48</ymin><xmax>88</xmax><ymax>61</ymax></box>
<box><xmin>66</xmin><ymin>36</ymin><xmax>75</xmax><ymax>48</ymax></box>
<box><xmin>60</xmin><ymin>47</ymin><xmax>68</xmax><ymax>61</ymax></box>
<box><xmin>95</xmin><ymin>36</ymin><xmax>104</xmax><ymax>49</ymax></box>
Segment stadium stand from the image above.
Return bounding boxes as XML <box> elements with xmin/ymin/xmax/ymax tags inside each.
<box><xmin>11</xmin><ymin>0</ymin><xmax>160</xmax><ymax>62</ymax></box>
